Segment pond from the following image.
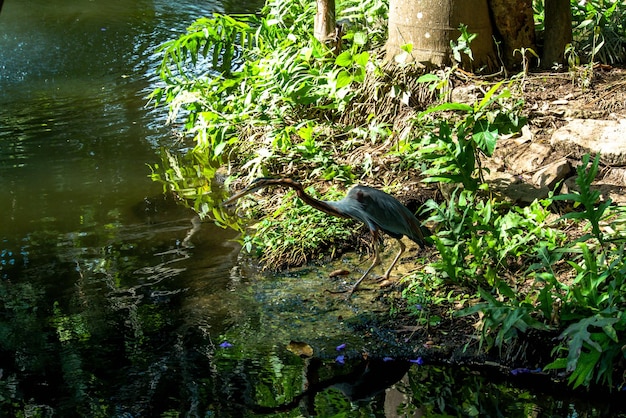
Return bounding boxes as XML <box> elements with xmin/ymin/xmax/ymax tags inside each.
<box><xmin>0</xmin><ymin>0</ymin><xmax>625</xmax><ymax>416</ymax></box>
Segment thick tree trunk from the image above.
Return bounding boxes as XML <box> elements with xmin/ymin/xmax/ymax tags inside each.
<box><xmin>386</xmin><ymin>0</ymin><xmax>497</xmax><ymax>71</ymax></box>
<box><xmin>488</xmin><ymin>0</ymin><xmax>536</xmax><ymax>68</ymax></box>
<box><xmin>314</xmin><ymin>0</ymin><xmax>336</xmax><ymax>44</ymax></box>
<box><xmin>542</xmin><ymin>0</ymin><xmax>572</xmax><ymax>68</ymax></box>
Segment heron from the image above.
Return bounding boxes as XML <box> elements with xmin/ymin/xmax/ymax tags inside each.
<box><xmin>223</xmin><ymin>178</ymin><xmax>432</xmax><ymax>296</ymax></box>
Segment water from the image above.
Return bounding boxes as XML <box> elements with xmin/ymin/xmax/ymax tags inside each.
<box><xmin>1</xmin><ymin>0</ymin><xmax>625</xmax><ymax>416</ymax></box>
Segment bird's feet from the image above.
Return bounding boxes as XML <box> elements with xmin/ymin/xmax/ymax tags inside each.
<box><xmin>371</xmin><ymin>274</ymin><xmax>397</xmax><ymax>288</ymax></box>
<box><xmin>377</xmin><ymin>277</ymin><xmax>397</xmax><ymax>288</ymax></box>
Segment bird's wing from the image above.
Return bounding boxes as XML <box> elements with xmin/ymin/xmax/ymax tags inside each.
<box><xmin>344</xmin><ymin>186</ymin><xmax>430</xmax><ymax>247</ymax></box>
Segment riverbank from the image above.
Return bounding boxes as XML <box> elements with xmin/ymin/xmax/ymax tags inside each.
<box><xmin>225</xmin><ymin>64</ymin><xmax>626</xmax><ymax>395</ymax></box>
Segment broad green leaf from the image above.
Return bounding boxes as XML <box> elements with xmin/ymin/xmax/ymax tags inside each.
<box><xmin>335</xmin><ymin>70</ymin><xmax>352</xmax><ymax>88</ymax></box>
<box><xmin>472</xmin><ymin>127</ymin><xmax>498</xmax><ymax>156</ymax></box>
<box><xmin>569</xmin><ymin>348</ymin><xmax>601</xmax><ymax>389</ymax></box>
<box><xmin>354</xmin><ymin>51</ymin><xmax>369</xmax><ymax>68</ymax></box>
<box><xmin>335</xmin><ymin>51</ymin><xmax>353</xmax><ymax>67</ymax></box>
<box><xmin>560</xmin><ymin>315</ymin><xmax>618</xmax><ymax>375</ymax></box>
<box><xmin>544</xmin><ymin>358</ymin><xmax>567</xmax><ymax>370</ymax></box>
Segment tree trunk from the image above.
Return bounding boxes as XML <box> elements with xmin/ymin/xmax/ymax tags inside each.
<box><xmin>488</xmin><ymin>0</ymin><xmax>536</xmax><ymax>68</ymax></box>
<box><xmin>542</xmin><ymin>0</ymin><xmax>572</xmax><ymax>68</ymax></box>
<box><xmin>314</xmin><ymin>0</ymin><xmax>336</xmax><ymax>44</ymax></box>
<box><xmin>386</xmin><ymin>0</ymin><xmax>497</xmax><ymax>71</ymax></box>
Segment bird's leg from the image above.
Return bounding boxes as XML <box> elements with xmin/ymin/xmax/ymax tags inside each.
<box><xmin>381</xmin><ymin>238</ymin><xmax>406</xmax><ymax>281</ymax></box>
<box><xmin>346</xmin><ymin>231</ymin><xmax>381</xmax><ymax>297</ymax></box>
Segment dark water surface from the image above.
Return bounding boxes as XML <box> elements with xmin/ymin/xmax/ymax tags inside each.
<box><xmin>1</xmin><ymin>0</ymin><xmax>625</xmax><ymax>416</ymax></box>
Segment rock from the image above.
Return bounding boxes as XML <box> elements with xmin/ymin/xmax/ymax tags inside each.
<box><xmin>531</xmin><ymin>158</ymin><xmax>571</xmax><ymax>190</ymax></box>
<box><xmin>486</xmin><ymin>170</ymin><xmax>550</xmax><ymax>204</ymax></box>
<box><xmin>505</xmin><ymin>142</ymin><xmax>553</xmax><ymax>174</ymax></box>
<box><xmin>550</xmin><ymin>119</ymin><xmax>626</xmax><ymax>166</ymax></box>
<box><xmin>488</xmin><ymin>137</ymin><xmax>560</xmax><ymax>203</ymax></box>
<box><xmin>505</xmin><ymin>182</ymin><xmax>550</xmax><ymax>204</ymax></box>
<box><xmin>450</xmin><ymin>85</ymin><xmax>481</xmax><ymax>104</ymax></box>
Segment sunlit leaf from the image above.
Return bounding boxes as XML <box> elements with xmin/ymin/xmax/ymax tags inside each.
<box><xmin>335</xmin><ymin>51</ymin><xmax>353</xmax><ymax>67</ymax></box>
<box><xmin>416</xmin><ymin>73</ymin><xmax>440</xmax><ymax>83</ymax></box>
<box><xmin>335</xmin><ymin>70</ymin><xmax>353</xmax><ymax>88</ymax></box>
<box><xmin>353</xmin><ymin>31</ymin><xmax>367</xmax><ymax>46</ymax></box>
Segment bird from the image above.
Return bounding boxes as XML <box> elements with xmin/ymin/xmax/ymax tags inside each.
<box><xmin>223</xmin><ymin>178</ymin><xmax>432</xmax><ymax>296</ymax></box>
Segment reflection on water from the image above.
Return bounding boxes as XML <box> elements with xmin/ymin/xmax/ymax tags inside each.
<box><xmin>1</xmin><ymin>0</ymin><xmax>626</xmax><ymax>416</ymax></box>
<box><xmin>0</xmin><ymin>0</ymin><xmax>250</xmax><ymax>414</ymax></box>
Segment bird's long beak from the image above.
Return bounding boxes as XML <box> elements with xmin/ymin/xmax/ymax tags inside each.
<box><xmin>222</xmin><ymin>185</ymin><xmax>262</xmax><ymax>206</ymax></box>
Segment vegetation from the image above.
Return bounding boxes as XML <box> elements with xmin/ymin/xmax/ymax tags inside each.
<box><xmin>534</xmin><ymin>0</ymin><xmax>626</xmax><ymax>65</ymax></box>
<box><xmin>149</xmin><ymin>0</ymin><xmax>394</xmax><ymax>254</ymax></box>
<box><xmin>149</xmin><ymin>0</ymin><xmax>626</xmax><ymax>393</ymax></box>
<box><xmin>3</xmin><ymin>1</ymin><xmax>626</xmax><ymax>416</ymax></box>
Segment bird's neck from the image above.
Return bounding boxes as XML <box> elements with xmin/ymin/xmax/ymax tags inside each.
<box><xmin>290</xmin><ymin>185</ymin><xmax>348</xmax><ymax>219</ymax></box>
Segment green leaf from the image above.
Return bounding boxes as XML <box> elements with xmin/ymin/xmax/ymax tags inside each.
<box><xmin>353</xmin><ymin>51</ymin><xmax>369</xmax><ymax>68</ymax></box>
<box><xmin>602</xmin><ymin>322</ymin><xmax>618</xmax><ymax>343</ymax></box>
<box><xmin>214</xmin><ymin>141</ymin><xmax>227</xmax><ymax>156</ymax></box>
<box><xmin>476</xmin><ymin>80</ymin><xmax>506</xmax><ymax>111</ymax></box>
<box><xmin>335</xmin><ymin>70</ymin><xmax>352</xmax><ymax>88</ymax></box>
<box><xmin>353</xmin><ymin>31</ymin><xmax>367</xmax><ymax>46</ymax></box>
<box><xmin>400</xmin><ymin>43</ymin><xmax>413</xmax><ymax>53</ymax></box>
<box><xmin>544</xmin><ymin>357</ymin><xmax>567</xmax><ymax>371</ymax></box>
<box><xmin>335</xmin><ymin>51</ymin><xmax>353</xmax><ymax>67</ymax></box>
<box><xmin>472</xmin><ymin>127</ymin><xmax>498</xmax><ymax>156</ymax></box>
<box><xmin>420</xmin><ymin>102</ymin><xmax>473</xmax><ymax>117</ymax></box>
<box><xmin>560</xmin><ymin>315</ymin><xmax>618</xmax><ymax>374</ymax></box>
<box><xmin>569</xmin><ymin>348</ymin><xmax>602</xmax><ymax>389</ymax></box>
<box><xmin>416</xmin><ymin>73</ymin><xmax>440</xmax><ymax>83</ymax></box>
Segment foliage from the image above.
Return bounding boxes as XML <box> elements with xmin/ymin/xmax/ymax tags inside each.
<box><xmin>243</xmin><ymin>187</ymin><xmax>356</xmax><ymax>268</ymax></box>
<box><xmin>426</xmin><ymin>153</ymin><xmax>626</xmax><ymax>391</ymax></box>
<box><xmin>400</xmin><ymin>80</ymin><xmax>525</xmax><ymax>191</ymax></box>
<box><xmin>150</xmin><ymin>0</ymin><xmax>385</xmax><ymax>168</ymax></box>
<box><xmin>422</xmin><ymin>189</ymin><xmax>564</xmax><ymax>289</ymax></box>
<box><xmin>570</xmin><ymin>0</ymin><xmax>626</xmax><ymax>65</ymax></box>
<box><xmin>534</xmin><ymin>0</ymin><xmax>626</xmax><ymax>65</ymax></box>
<box><xmin>539</xmin><ymin>155</ymin><xmax>626</xmax><ymax>389</ymax></box>
<box><xmin>461</xmin><ymin>285</ymin><xmax>551</xmax><ymax>352</ymax></box>
<box><xmin>149</xmin><ymin>149</ymin><xmax>242</xmax><ymax>231</ymax></box>
<box><xmin>552</xmin><ymin>154</ymin><xmax>611</xmax><ymax>244</ymax></box>
<box><xmin>389</xmin><ymin>26</ymin><xmax>624</xmax><ymax>388</ymax></box>
<box><xmin>149</xmin><ymin>0</ymin><xmax>397</xmax><ymax>265</ymax></box>
<box><xmin>156</xmin><ymin>14</ymin><xmax>257</xmax><ymax>79</ymax></box>
<box><xmin>404</xmin><ymin>364</ymin><xmax>593</xmax><ymax>417</ymax></box>
<box><xmin>450</xmin><ymin>24</ymin><xmax>477</xmax><ymax>64</ymax></box>
<box><xmin>147</xmin><ymin>0</ymin><xmax>626</xmax><ymax>393</ymax></box>
<box><xmin>338</xmin><ymin>0</ymin><xmax>389</xmax><ymax>46</ymax></box>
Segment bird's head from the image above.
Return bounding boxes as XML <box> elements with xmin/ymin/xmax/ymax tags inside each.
<box><xmin>222</xmin><ymin>177</ymin><xmax>302</xmax><ymax>206</ymax></box>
